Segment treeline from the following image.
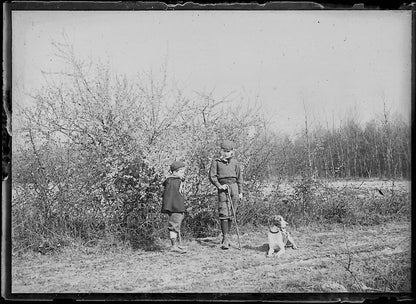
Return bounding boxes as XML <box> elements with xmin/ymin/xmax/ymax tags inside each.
<box><xmin>262</xmin><ymin>114</ymin><xmax>410</xmax><ymax>180</ymax></box>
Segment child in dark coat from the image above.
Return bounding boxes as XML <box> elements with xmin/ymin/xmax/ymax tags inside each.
<box><xmin>161</xmin><ymin>161</ymin><xmax>187</xmax><ymax>253</ymax></box>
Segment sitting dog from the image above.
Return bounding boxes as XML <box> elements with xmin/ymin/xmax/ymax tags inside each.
<box><xmin>267</xmin><ymin>215</ymin><xmax>298</xmax><ymax>258</ymax></box>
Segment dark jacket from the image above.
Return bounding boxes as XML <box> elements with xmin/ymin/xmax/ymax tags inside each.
<box><xmin>209</xmin><ymin>157</ymin><xmax>243</xmax><ymax>193</ymax></box>
<box><xmin>161</xmin><ymin>176</ymin><xmax>185</xmax><ymax>213</ymax></box>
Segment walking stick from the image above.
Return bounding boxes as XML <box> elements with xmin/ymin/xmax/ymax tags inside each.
<box><xmin>226</xmin><ymin>185</ymin><xmax>241</xmax><ymax>250</ymax></box>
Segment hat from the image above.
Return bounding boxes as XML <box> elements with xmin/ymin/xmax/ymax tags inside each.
<box><xmin>220</xmin><ymin>140</ymin><xmax>234</xmax><ymax>151</ymax></box>
<box><xmin>170</xmin><ymin>161</ymin><xmax>186</xmax><ymax>172</ymax></box>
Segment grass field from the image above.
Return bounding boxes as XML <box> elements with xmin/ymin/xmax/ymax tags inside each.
<box><xmin>12</xmin><ymin>221</ymin><xmax>411</xmax><ymax>294</ymax></box>
<box><xmin>11</xmin><ymin>180</ymin><xmax>412</xmax><ymax>297</ymax></box>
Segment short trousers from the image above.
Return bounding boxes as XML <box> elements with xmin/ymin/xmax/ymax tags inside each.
<box><xmin>167</xmin><ymin>212</ymin><xmax>184</xmax><ymax>234</ymax></box>
<box><xmin>217</xmin><ymin>182</ymin><xmax>239</xmax><ymax>220</ymax></box>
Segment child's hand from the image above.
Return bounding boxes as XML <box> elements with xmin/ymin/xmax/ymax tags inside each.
<box><xmin>219</xmin><ymin>184</ymin><xmax>228</xmax><ymax>190</ymax></box>
<box><xmin>239</xmin><ymin>193</ymin><xmax>243</xmax><ymax>200</ymax></box>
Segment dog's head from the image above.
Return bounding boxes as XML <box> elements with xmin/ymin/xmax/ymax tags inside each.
<box><xmin>271</xmin><ymin>215</ymin><xmax>288</xmax><ymax>229</ymax></box>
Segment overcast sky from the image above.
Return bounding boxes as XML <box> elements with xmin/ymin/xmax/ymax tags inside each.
<box><xmin>12</xmin><ymin>10</ymin><xmax>412</xmax><ymax>135</ymax></box>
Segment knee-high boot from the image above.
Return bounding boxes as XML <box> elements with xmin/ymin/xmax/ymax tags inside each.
<box><xmin>220</xmin><ymin>219</ymin><xmax>229</xmax><ymax>249</ymax></box>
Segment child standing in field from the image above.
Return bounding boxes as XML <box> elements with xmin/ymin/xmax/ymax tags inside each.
<box><xmin>209</xmin><ymin>140</ymin><xmax>243</xmax><ymax>249</ymax></box>
<box><xmin>161</xmin><ymin>161</ymin><xmax>187</xmax><ymax>254</ymax></box>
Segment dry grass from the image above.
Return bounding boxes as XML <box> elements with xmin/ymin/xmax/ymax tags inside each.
<box><xmin>12</xmin><ymin>221</ymin><xmax>411</xmax><ymax>294</ymax></box>
<box><xmin>11</xmin><ymin>179</ymin><xmax>411</xmax><ymax>296</ymax></box>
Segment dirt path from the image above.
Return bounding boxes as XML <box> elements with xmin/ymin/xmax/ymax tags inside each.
<box><xmin>12</xmin><ymin>221</ymin><xmax>411</xmax><ymax>294</ymax></box>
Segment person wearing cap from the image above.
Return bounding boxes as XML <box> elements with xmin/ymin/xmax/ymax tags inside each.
<box><xmin>209</xmin><ymin>140</ymin><xmax>243</xmax><ymax>249</ymax></box>
<box><xmin>161</xmin><ymin>161</ymin><xmax>187</xmax><ymax>253</ymax></box>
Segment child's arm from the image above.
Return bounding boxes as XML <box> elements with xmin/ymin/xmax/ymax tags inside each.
<box><xmin>208</xmin><ymin>160</ymin><xmax>222</xmax><ymax>189</ymax></box>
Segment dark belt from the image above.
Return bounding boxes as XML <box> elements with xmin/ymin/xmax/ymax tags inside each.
<box><xmin>218</xmin><ymin>177</ymin><xmax>237</xmax><ymax>185</ymax></box>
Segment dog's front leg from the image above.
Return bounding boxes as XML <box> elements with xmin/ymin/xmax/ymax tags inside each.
<box><xmin>267</xmin><ymin>247</ymin><xmax>275</xmax><ymax>257</ymax></box>
<box><xmin>275</xmin><ymin>247</ymin><xmax>285</xmax><ymax>258</ymax></box>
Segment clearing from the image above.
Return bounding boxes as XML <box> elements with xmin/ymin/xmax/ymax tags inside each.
<box><xmin>12</xmin><ymin>220</ymin><xmax>411</xmax><ymax>295</ymax></box>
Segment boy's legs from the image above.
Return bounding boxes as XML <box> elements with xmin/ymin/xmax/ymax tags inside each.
<box><xmin>218</xmin><ymin>190</ymin><xmax>230</xmax><ymax>249</ymax></box>
<box><xmin>168</xmin><ymin>212</ymin><xmax>186</xmax><ymax>253</ymax></box>
<box><xmin>218</xmin><ymin>183</ymin><xmax>239</xmax><ymax>249</ymax></box>
<box><xmin>220</xmin><ymin>221</ymin><xmax>230</xmax><ymax>249</ymax></box>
